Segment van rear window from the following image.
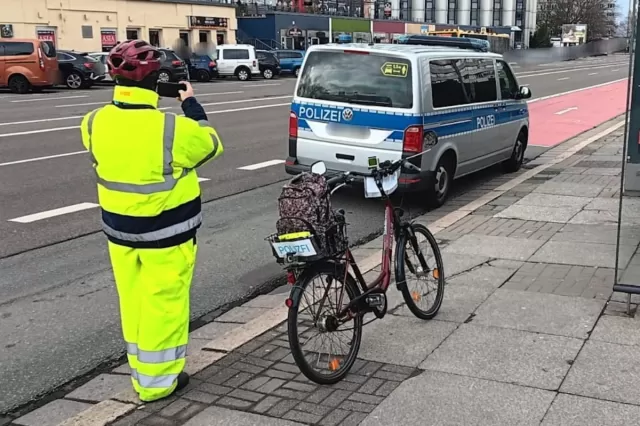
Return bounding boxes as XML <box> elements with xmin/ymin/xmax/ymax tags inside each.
<box><xmin>2</xmin><ymin>42</ymin><xmax>35</xmax><ymax>56</ymax></box>
<box><xmin>297</xmin><ymin>50</ymin><xmax>413</xmax><ymax>109</ymax></box>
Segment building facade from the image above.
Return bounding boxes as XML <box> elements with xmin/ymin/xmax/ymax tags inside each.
<box><xmin>0</xmin><ymin>0</ymin><xmax>237</xmax><ymax>52</ymax></box>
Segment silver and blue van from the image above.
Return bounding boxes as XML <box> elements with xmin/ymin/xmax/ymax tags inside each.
<box><xmin>285</xmin><ymin>36</ymin><xmax>531</xmax><ymax>207</ymax></box>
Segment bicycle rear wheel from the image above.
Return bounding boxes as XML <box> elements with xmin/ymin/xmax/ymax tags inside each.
<box><xmin>395</xmin><ymin>223</ymin><xmax>445</xmax><ymax>320</ymax></box>
<box><xmin>287</xmin><ymin>261</ymin><xmax>363</xmax><ymax>384</ymax></box>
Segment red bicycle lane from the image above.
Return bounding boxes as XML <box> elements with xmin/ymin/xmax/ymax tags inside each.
<box><xmin>528</xmin><ymin>79</ymin><xmax>628</xmax><ymax>147</ymax></box>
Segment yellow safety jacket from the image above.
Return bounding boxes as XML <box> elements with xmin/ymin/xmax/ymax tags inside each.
<box><xmin>80</xmin><ymin>86</ymin><xmax>224</xmax><ymax>248</ymax></box>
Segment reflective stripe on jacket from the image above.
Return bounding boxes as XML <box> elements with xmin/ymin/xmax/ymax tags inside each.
<box><xmin>80</xmin><ymin>86</ymin><xmax>224</xmax><ymax>248</ymax></box>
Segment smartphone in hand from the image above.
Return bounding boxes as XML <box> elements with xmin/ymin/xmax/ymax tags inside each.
<box><xmin>157</xmin><ymin>82</ymin><xmax>187</xmax><ymax>98</ymax></box>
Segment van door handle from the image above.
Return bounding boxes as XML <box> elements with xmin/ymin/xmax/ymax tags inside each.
<box><xmin>336</xmin><ymin>154</ymin><xmax>355</xmax><ymax>161</ymax></box>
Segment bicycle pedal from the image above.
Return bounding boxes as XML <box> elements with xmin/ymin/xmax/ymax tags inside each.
<box><xmin>365</xmin><ymin>294</ymin><xmax>386</xmax><ymax>308</ymax></box>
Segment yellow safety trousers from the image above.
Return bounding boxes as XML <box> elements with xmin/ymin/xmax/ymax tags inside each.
<box><xmin>108</xmin><ymin>238</ymin><xmax>197</xmax><ymax>402</ymax></box>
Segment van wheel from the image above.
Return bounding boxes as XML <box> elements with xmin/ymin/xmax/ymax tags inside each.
<box><xmin>425</xmin><ymin>155</ymin><xmax>454</xmax><ymax>209</ymax></box>
<box><xmin>196</xmin><ymin>70</ymin><xmax>210</xmax><ymax>82</ymax></box>
<box><xmin>8</xmin><ymin>75</ymin><xmax>30</xmax><ymax>94</ymax></box>
<box><xmin>502</xmin><ymin>132</ymin><xmax>527</xmax><ymax>173</ymax></box>
<box><xmin>294</xmin><ymin>67</ymin><xmax>300</xmax><ymax>77</ymax></box>
<box><xmin>236</xmin><ymin>67</ymin><xmax>250</xmax><ymax>81</ymax></box>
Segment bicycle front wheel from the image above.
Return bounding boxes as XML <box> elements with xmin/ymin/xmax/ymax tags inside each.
<box><xmin>287</xmin><ymin>261</ymin><xmax>363</xmax><ymax>384</ymax></box>
<box><xmin>395</xmin><ymin>223</ymin><xmax>445</xmax><ymax>320</ymax></box>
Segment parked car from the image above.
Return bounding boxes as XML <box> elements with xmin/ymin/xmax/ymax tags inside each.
<box><xmin>273</xmin><ymin>50</ymin><xmax>305</xmax><ymax>77</ymax></box>
<box><xmin>188</xmin><ymin>53</ymin><xmax>218</xmax><ymax>82</ymax></box>
<box><xmin>88</xmin><ymin>52</ymin><xmax>113</xmax><ymax>83</ymax></box>
<box><xmin>256</xmin><ymin>50</ymin><xmax>281</xmax><ymax>79</ymax></box>
<box><xmin>0</xmin><ymin>39</ymin><xmax>59</xmax><ymax>93</ymax></box>
<box><xmin>158</xmin><ymin>48</ymin><xmax>189</xmax><ymax>82</ymax></box>
<box><xmin>57</xmin><ymin>50</ymin><xmax>106</xmax><ymax>89</ymax></box>
<box><xmin>214</xmin><ymin>44</ymin><xmax>260</xmax><ymax>81</ymax></box>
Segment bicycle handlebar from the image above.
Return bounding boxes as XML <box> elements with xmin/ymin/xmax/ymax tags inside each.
<box><xmin>325</xmin><ymin>155</ymin><xmax>423</xmax><ymax>188</ymax></box>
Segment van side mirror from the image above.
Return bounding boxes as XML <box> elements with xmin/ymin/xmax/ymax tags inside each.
<box><xmin>517</xmin><ymin>86</ymin><xmax>531</xmax><ymax>99</ymax></box>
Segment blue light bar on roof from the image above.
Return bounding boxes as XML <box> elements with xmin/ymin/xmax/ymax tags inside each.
<box><xmin>396</xmin><ymin>35</ymin><xmax>490</xmax><ymax>52</ymax></box>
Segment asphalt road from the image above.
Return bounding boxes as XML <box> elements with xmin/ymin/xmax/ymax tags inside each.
<box><xmin>0</xmin><ymin>54</ymin><xmax>631</xmax><ymax>414</ymax></box>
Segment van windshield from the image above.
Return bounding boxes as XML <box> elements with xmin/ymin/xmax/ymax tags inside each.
<box><xmin>297</xmin><ymin>50</ymin><xmax>413</xmax><ymax>109</ymax></box>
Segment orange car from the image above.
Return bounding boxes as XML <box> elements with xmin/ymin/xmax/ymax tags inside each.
<box><xmin>0</xmin><ymin>39</ymin><xmax>59</xmax><ymax>93</ymax></box>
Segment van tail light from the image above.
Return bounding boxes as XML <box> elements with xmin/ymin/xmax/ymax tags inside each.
<box><xmin>37</xmin><ymin>48</ymin><xmax>45</xmax><ymax>71</ymax></box>
<box><xmin>289</xmin><ymin>112</ymin><xmax>298</xmax><ymax>138</ymax></box>
<box><xmin>403</xmin><ymin>125</ymin><xmax>424</xmax><ymax>153</ymax></box>
<box><xmin>253</xmin><ymin>60</ymin><xmax>257</xmax><ymax>67</ymax></box>
<box><xmin>83</xmin><ymin>62</ymin><xmax>93</xmax><ymax>70</ymax></box>
<box><xmin>171</xmin><ymin>60</ymin><xmax>182</xmax><ymax>66</ymax></box>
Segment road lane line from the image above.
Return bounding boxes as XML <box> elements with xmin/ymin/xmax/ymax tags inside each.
<box><xmin>556</xmin><ymin>107</ymin><xmax>578</xmax><ymax>115</ymax></box>
<box><xmin>205</xmin><ymin>102</ymin><xmax>290</xmax><ymax>114</ymax></box>
<box><xmin>0</xmin><ymin>126</ymin><xmax>82</xmax><ymax>138</ymax></box>
<box><xmin>557</xmin><ymin>77</ymin><xmax>570</xmax><ymax>81</ymax></box>
<box><xmin>0</xmin><ymin>151</ymin><xmax>87</xmax><ymax>167</ymax></box>
<box><xmin>243</xmin><ymin>83</ymin><xmax>281</xmax><ymax>87</ymax></box>
<box><xmin>198</xmin><ymin>177</ymin><xmax>210</xmax><ymax>182</ymax></box>
<box><xmin>588</xmin><ymin>72</ymin><xmax>598</xmax><ymax>75</ymax></box>
<box><xmin>238</xmin><ymin>159</ymin><xmax>285</xmax><ymax>170</ymax></box>
<box><xmin>0</xmin><ymin>115</ymin><xmax>85</xmax><ymax>127</ymax></box>
<box><xmin>55</xmin><ymin>91</ymin><xmax>246</xmax><ymax>108</ymax></box>
<box><xmin>200</xmin><ymin>95</ymin><xmax>291</xmax><ymax>107</ymax></box>
<box><xmin>8</xmin><ymin>203</ymin><xmax>99</xmax><ymax>223</ymax></box>
<box><xmin>517</xmin><ymin>62</ymin><xmax>628</xmax><ymax>78</ymax></box>
<box><xmin>11</xmin><ymin>95</ymin><xmax>89</xmax><ymax>103</ymax></box>
<box><xmin>612</xmin><ymin>69</ymin><xmax>620</xmax><ymax>72</ymax></box>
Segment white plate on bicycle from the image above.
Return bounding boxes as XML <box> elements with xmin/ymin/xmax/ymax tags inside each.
<box><xmin>364</xmin><ymin>170</ymin><xmax>399</xmax><ymax>198</ymax></box>
<box><xmin>272</xmin><ymin>238</ymin><xmax>318</xmax><ymax>258</ymax></box>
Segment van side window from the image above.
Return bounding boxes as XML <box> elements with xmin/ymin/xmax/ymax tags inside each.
<box><xmin>3</xmin><ymin>42</ymin><xmax>34</xmax><ymax>56</ymax></box>
<box><xmin>223</xmin><ymin>49</ymin><xmax>250</xmax><ymax>60</ymax></box>
<box><xmin>429</xmin><ymin>59</ymin><xmax>470</xmax><ymax>108</ymax></box>
<box><xmin>496</xmin><ymin>60</ymin><xmax>518</xmax><ymax>99</ymax></box>
<box><xmin>464</xmin><ymin>58</ymin><xmax>497</xmax><ymax>103</ymax></box>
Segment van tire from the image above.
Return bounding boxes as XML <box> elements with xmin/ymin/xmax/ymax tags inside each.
<box><xmin>236</xmin><ymin>66</ymin><xmax>251</xmax><ymax>81</ymax></box>
<box><xmin>425</xmin><ymin>154</ymin><xmax>454</xmax><ymax>209</ymax></box>
<box><xmin>8</xmin><ymin>75</ymin><xmax>30</xmax><ymax>94</ymax></box>
<box><xmin>502</xmin><ymin>131</ymin><xmax>527</xmax><ymax>173</ymax></box>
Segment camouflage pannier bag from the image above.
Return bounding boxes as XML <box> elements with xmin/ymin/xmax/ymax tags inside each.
<box><xmin>276</xmin><ymin>172</ymin><xmax>347</xmax><ymax>255</ymax></box>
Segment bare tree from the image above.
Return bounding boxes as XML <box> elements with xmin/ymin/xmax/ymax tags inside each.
<box><xmin>537</xmin><ymin>0</ymin><xmax>617</xmax><ymax>39</ymax></box>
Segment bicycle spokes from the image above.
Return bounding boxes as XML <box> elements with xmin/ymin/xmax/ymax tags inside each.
<box><xmin>403</xmin><ymin>233</ymin><xmax>439</xmax><ymax>310</ymax></box>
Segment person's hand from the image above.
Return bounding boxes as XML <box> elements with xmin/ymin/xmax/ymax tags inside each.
<box><xmin>178</xmin><ymin>81</ymin><xmax>194</xmax><ymax>102</ymax></box>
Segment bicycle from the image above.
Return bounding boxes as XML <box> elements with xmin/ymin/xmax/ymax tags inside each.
<box><xmin>267</xmin><ymin>154</ymin><xmax>445</xmax><ymax>384</ymax></box>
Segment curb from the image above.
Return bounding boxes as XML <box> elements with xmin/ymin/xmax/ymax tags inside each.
<box><xmin>16</xmin><ymin>116</ymin><xmax>626</xmax><ymax>426</ymax></box>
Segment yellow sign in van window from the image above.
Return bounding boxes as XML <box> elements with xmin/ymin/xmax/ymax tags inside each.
<box><xmin>380</xmin><ymin>62</ymin><xmax>408</xmax><ymax>78</ymax></box>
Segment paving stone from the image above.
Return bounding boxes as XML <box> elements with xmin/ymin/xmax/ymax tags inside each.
<box><xmin>496</xmin><ymin>204</ymin><xmax>583</xmax><ymax>223</ymax></box>
<box><xmin>569</xmin><ymin>210</ymin><xmax>619</xmax><ymax>225</ymax></box>
<box><xmin>318</xmin><ymin>408</ymin><xmax>350</xmax><ymax>426</ymax></box>
<box><xmin>447</xmin><ymin>264</ymin><xmax>517</xmax><ymax>289</ymax></box>
<box><xmin>306</xmin><ymin>387</ymin><xmax>334</xmax><ymax>403</ymax></box>
<box><xmin>182</xmin><ymin>406</ymin><xmax>303</xmax><ymax>425</ymax></box>
<box><xmin>244</xmin><ymin>294</ymin><xmax>287</xmax><ymax>309</ymax></box>
<box><xmin>214</xmin><ymin>306</ymin><xmax>271</xmax><ymax>324</ymax></box>
<box><xmin>173</xmin><ymin>402</ymin><xmax>206</xmax><ymax>422</ymax></box>
<box><xmin>358</xmin><ymin>315</ymin><xmax>457</xmax><ymax>367</ymax></box>
<box><xmin>541</xmin><ymin>393</ymin><xmax>640</xmax><ymax>425</ymax></box>
<box><xmin>348</xmin><ymin>392</ymin><xmax>385</xmax><ymax>405</ymax></box>
<box><xmin>438</xmin><ymin>253</ymin><xmax>491</xmax><ymax>276</ymax></box>
<box><xmin>253</xmin><ymin>396</ymin><xmax>282</xmax><ymax>413</ymax></box>
<box><xmin>283</xmin><ymin>410</ymin><xmax>323</xmax><ymax>424</ymax></box>
<box><xmin>65</xmin><ymin>373</ymin><xmax>132</xmax><ymax>403</ymax></box>
<box><xmin>268</xmin><ymin>399</ymin><xmax>299</xmax><ymax>417</ymax></box>
<box><xmin>342</xmin><ymin>411</ymin><xmax>369</xmax><ymax>426</ymax></box>
<box><xmin>13</xmin><ymin>399</ymin><xmax>93</xmax><ymax>426</ymax></box>
<box><xmin>216</xmin><ymin>396</ymin><xmax>253</xmax><ymax>409</ymax></box>
<box><xmin>359</xmin><ymin>370</ymin><xmax>554</xmax><ymax>426</ymax></box>
<box><xmin>139</xmin><ymin>415</ymin><xmax>179</xmax><ymax>426</ymax></box>
<box><xmin>374</xmin><ymin>380</ymin><xmax>401</xmax><ymax>396</ymax></box>
<box><xmin>189</xmin><ymin>321</ymin><xmax>237</xmax><ymax>340</ymax></box>
<box><xmin>472</xmin><ymin>289</ymin><xmax>604</xmax><ymax>339</ymax></box>
<box><xmin>158</xmin><ymin>399</ymin><xmax>193</xmax><ymax>418</ymax></box>
<box><xmin>230</xmin><ymin>361</ymin><xmax>266</xmax><ymax>375</ymax></box>
<box><xmin>421</xmin><ymin>323</ymin><xmax>582</xmax><ymax>390</ymax></box>
<box><xmin>339</xmin><ymin>399</ymin><xmax>377</xmax><ymax>413</ymax></box>
<box><xmin>182</xmin><ymin>390</ymin><xmax>218</xmax><ymax>405</ymax></box>
<box><xmin>561</xmin><ymin>340</ymin><xmax>640</xmax><ymax>405</ymax></box>
<box><xmin>551</xmin><ymin>223</ymin><xmax>635</xmax><ymax>245</ymax></box>
<box><xmin>108</xmin><ymin>409</ymin><xmax>150</xmax><ymax>426</ymax></box>
<box><xmin>282</xmin><ymin>381</ymin><xmax>316</xmax><ymax>392</ymax></box>
<box><xmin>396</xmin><ymin>284</ymin><xmax>494</xmax><ymax>323</ymax></box>
<box><xmin>196</xmin><ymin>382</ymin><xmax>232</xmax><ymax>396</ymax></box>
<box><xmin>590</xmin><ymin>314</ymin><xmax>640</xmax><ymax>346</ymax></box>
<box><xmin>533</xmin><ymin>181</ymin><xmax>607</xmax><ymax>197</ymax></box>
<box><xmin>443</xmin><ymin>234</ymin><xmax>545</xmax><ymax>261</ymax></box>
<box><xmin>322</xmin><ymin>389</ymin><xmax>353</xmax><ymax>407</ymax></box>
<box><xmin>529</xmin><ymin>240</ymin><xmax>634</xmax><ymax>268</ymax></box>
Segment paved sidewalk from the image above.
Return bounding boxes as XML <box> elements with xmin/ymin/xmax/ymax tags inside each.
<box><xmin>8</xmin><ymin>116</ymin><xmax>640</xmax><ymax>426</ymax></box>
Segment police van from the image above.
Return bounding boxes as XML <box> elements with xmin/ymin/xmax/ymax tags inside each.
<box><xmin>285</xmin><ymin>35</ymin><xmax>531</xmax><ymax>207</ymax></box>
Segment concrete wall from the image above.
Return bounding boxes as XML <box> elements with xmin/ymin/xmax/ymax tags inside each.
<box><xmin>503</xmin><ymin>38</ymin><xmax>628</xmax><ymax>65</ymax></box>
<box><xmin>0</xmin><ymin>0</ymin><xmax>237</xmax><ymax>51</ymax></box>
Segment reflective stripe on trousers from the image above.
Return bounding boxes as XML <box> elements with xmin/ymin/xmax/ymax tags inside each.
<box><xmin>86</xmin><ymin>112</ymin><xmax>221</xmax><ymax>195</ymax></box>
<box><xmin>126</xmin><ymin>342</ymin><xmax>187</xmax><ymax>364</ymax></box>
<box><xmin>131</xmin><ymin>368</ymin><xmax>179</xmax><ymax>389</ymax></box>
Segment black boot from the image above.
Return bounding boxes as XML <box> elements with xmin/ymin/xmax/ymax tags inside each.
<box><xmin>175</xmin><ymin>372</ymin><xmax>190</xmax><ymax>393</ymax></box>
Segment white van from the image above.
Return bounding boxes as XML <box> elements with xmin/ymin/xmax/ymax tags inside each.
<box><xmin>215</xmin><ymin>44</ymin><xmax>260</xmax><ymax>81</ymax></box>
<box><xmin>285</xmin><ymin>37</ymin><xmax>531</xmax><ymax>207</ymax></box>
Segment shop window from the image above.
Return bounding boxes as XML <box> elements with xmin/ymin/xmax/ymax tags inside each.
<box><xmin>126</xmin><ymin>29</ymin><xmax>139</xmax><ymax>40</ymax></box>
<box><xmin>199</xmin><ymin>31</ymin><xmax>209</xmax><ymax>43</ymax></box>
<box><xmin>149</xmin><ymin>30</ymin><xmax>161</xmax><ymax>47</ymax></box>
<box><xmin>216</xmin><ymin>32</ymin><xmax>225</xmax><ymax>45</ymax></box>
<box><xmin>179</xmin><ymin>31</ymin><xmax>190</xmax><ymax>46</ymax></box>
<box><xmin>81</xmin><ymin>26</ymin><xmax>93</xmax><ymax>39</ymax></box>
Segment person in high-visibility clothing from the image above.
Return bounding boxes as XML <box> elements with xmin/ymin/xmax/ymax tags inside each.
<box><xmin>80</xmin><ymin>40</ymin><xmax>223</xmax><ymax>402</ymax></box>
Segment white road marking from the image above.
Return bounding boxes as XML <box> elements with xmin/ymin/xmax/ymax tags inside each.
<box><xmin>55</xmin><ymin>91</ymin><xmax>246</xmax><ymax>108</ymax></box>
<box><xmin>238</xmin><ymin>159</ymin><xmax>285</xmax><ymax>170</ymax></box>
<box><xmin>528</xmin><ymin>78</ymin><xmax>626</xmax><ymax>103</ymax></box>
<box><xmin>243</xmin><ymin>83</ymin><xmax>281</xmax><ymax>87</ymax></box>
<box><xmin>0</xmin><ymin>151</ymin><xmax>87</xmax><ymax>167</ymax></box>
<box><xmin>588</xmin><ymin>72</ymin><xmax>598</xmax><ymax>75</ymax></box>
<box><xmin>612</xmin><ymin>69</ymin><xmax>619</xmax><ymax>72</ymax></box>
<box><xmin>555</xmin><ymin>107</ymin><xmax>578</xmax><ymax>115</ymax></box>
<box><xmin>0</xmin><ymin>102</ymin><xmax>291</xmax><ymax>165</ymax></box>
<box><xmin>197</xmin><ymin>177</ymin><xmax>210</xmax><ymax>182</ymax></box>
<box><xmin>0</xmin><ymin>115</ymin><xmax>84</xmax><ymax>127</ymax></box>
<box><xmin>11</xmin><ymin>95</ymin><xmax>89</xmax><ymax>103</ymax></box>
<box><xmin>8</xmin><ymin>202</ymin><xmax>99</xmax><ymax>223</ymax></box>
<box><xmin>200</xmin><ymin>95</ymin><xmax>291</xmax><ymax>107</ymax></box>
<box><xmin>557</xmin><ymin>77</ymin><xmax>570</xmax><ymax>81</ymax></box>
<box><xmin>517</xmin><ymin>62</ymin><xmax>628</xmax><ymax>78</ymax></box>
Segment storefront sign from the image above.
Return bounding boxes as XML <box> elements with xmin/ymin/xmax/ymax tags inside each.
<box><xmin>37</xmin><ymin>29</ymin><xmax>56</xmax><ymax>45</ymax></box>
<box><xmin>188</xmin><ymin>16</ymin><xmax>228</xmax><ymax>29</ymax></box>
<box><xmin>287</xmin><ymin>27</ymin><xmax>303</xmax><ymax>37</ymax></box>
<box><xmin>101</xmin><ymin>30</ymin><xmax>117</xmax><ymax>50</ymax></box>
<box><xmin>384</xmin><ymin>2</ymin><xmax>392</xmax><ymax>17</ymax></box>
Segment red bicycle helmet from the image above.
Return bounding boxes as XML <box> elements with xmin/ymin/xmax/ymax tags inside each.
<box><xmin>107</xmin><ymin>40</ymin><xmax>161</xmax><ymax>82</ymax></box>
